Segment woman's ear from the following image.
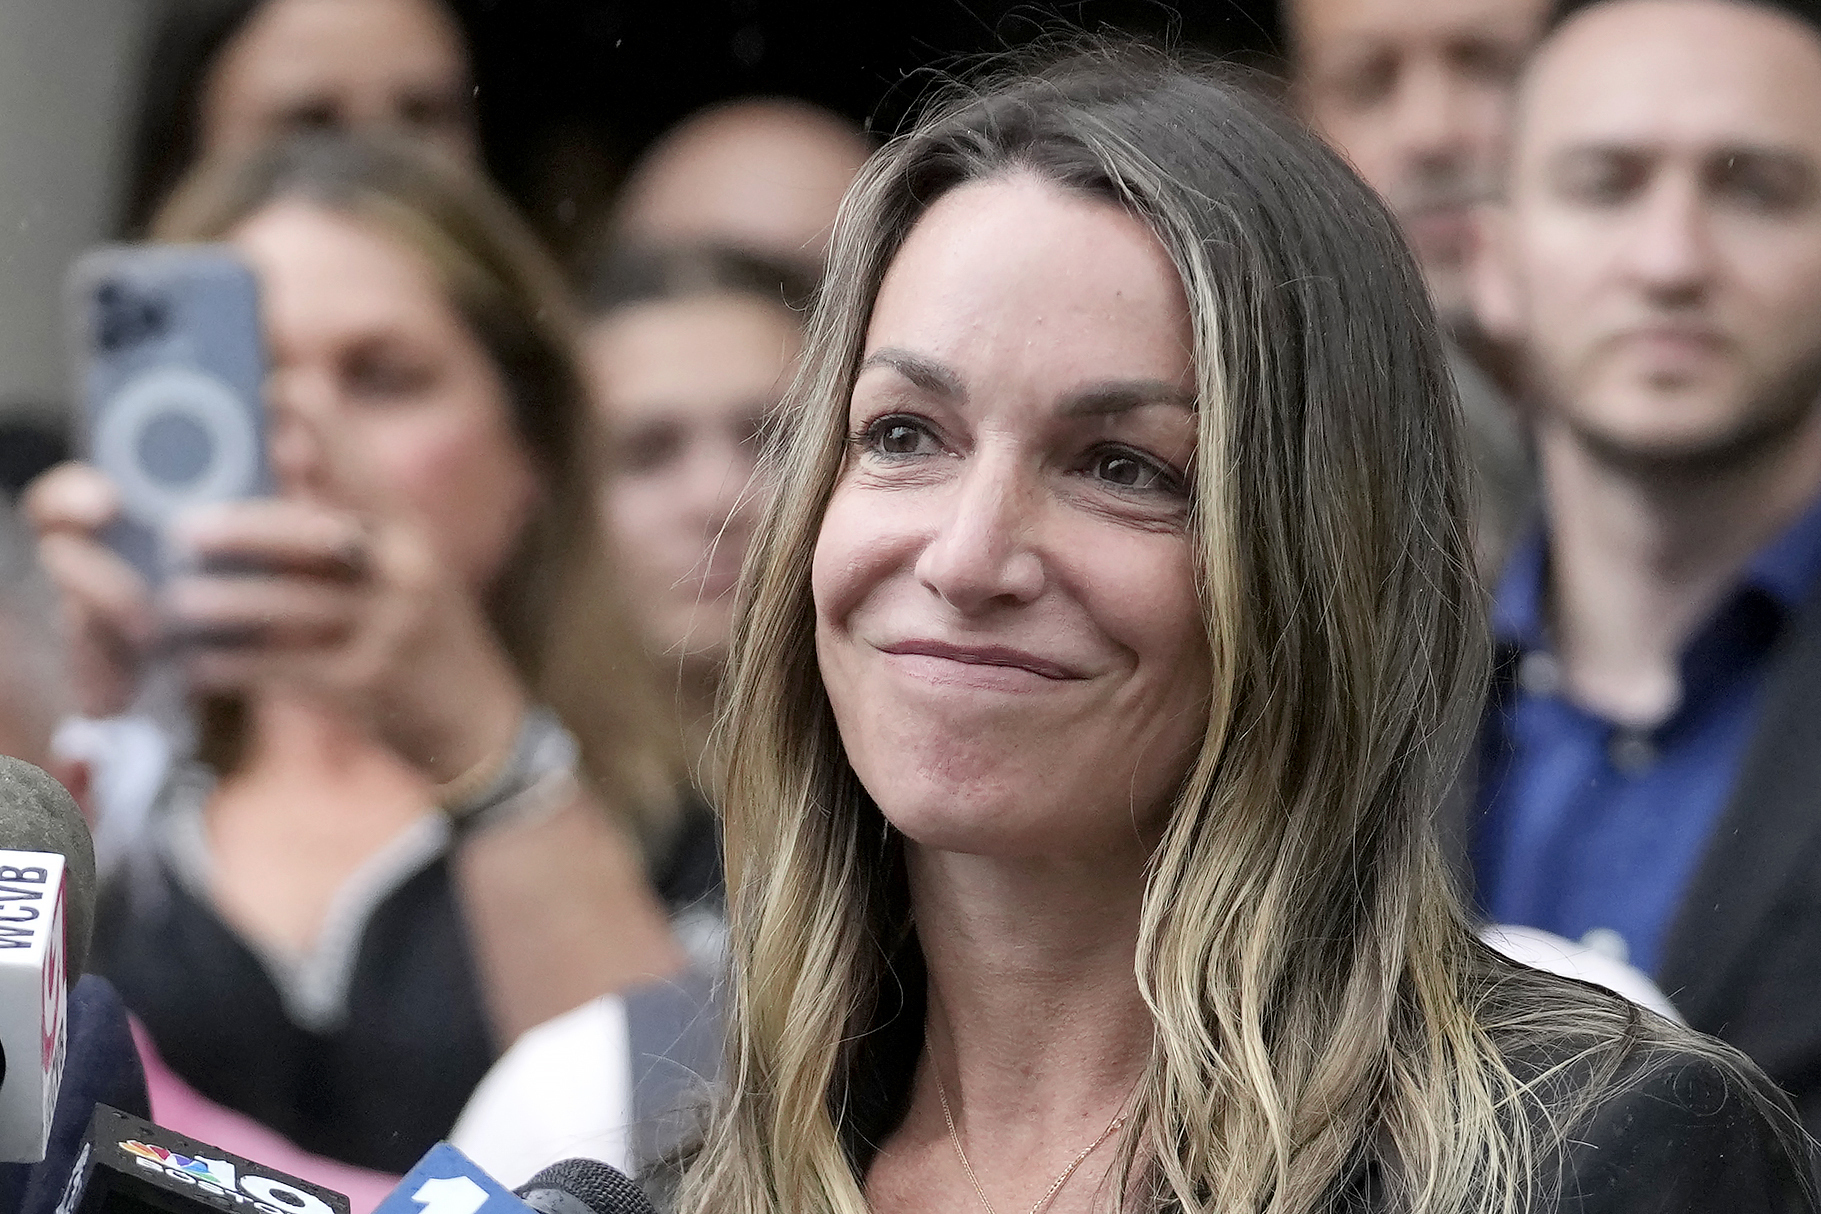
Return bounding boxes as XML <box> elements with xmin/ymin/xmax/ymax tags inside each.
<box><xmin>1469</xmin><ymin>203</ymin><xmax>1524</xmax><ymax>346</ymax></box>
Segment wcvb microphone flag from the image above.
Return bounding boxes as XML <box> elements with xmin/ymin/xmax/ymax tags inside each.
<box><xmin>0</xmin><ymin>849</ymin><xmax>66</xmax><ymax>1163</ymax></box>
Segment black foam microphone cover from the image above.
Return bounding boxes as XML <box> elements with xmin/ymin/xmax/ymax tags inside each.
<box><xmin>515</xmin><ymin>1158</ymin><xmax>657</xmax><ymax>1214</ymax></box>
<box><xmin>0</xmin><ymin>756</ymin><xmax>95</xmax><ymax>978</ymax></box>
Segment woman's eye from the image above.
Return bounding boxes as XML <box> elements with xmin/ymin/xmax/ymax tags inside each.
<box><xmin>619</xmin><ymin>419</ymin><xmax>687</xmax><ymax>474</ymax></box>
<box><xmin>1087</xmin><ymin>446</ymin><xmax>1180</xmax><ymax>493</ymax></box>
<box><xmin>277</xmin><ymin>100</ymin><xmax>341</xmax><ymax>133</ymax></box>
<box><xmin>859</xmin><ymin>416</ymin><xmax>940</xmax><ymax>457</ymax></box>
<box><xmin>344</xmin><ymin>345</ymin><xmax>437</xmax><ymax>400</ymax></box>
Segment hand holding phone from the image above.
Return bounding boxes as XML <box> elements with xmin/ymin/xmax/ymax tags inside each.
<box><xmin>45</xmin><ymin>243</ymin><xmax>527</xmax><ymax>778</ymax></box>
<box><xmin>24</xmin><ymin>464</ymin><xmax>156</xmax><ymax>718</ymax></box>
<box><xmin>162</xmin><ymin>486</ymin><xmax>528</xmax><ymax>786</ymax></box>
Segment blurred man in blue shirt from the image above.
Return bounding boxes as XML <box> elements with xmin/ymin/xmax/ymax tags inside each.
<box><xmin>1470</xmin><ymin>0</ymin><xmax>1821</xmax><ymax>1132</ymax></box>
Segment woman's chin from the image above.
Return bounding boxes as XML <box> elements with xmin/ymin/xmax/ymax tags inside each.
<box><xmin>865</xmin><ymin>773</ymin><xmax>1125</xmax><ymax>861</ymax></box>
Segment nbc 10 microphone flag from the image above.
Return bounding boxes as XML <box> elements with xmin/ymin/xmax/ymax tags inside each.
<box><xmin>53</xmin><ymin>1105</ymin><xmax>351</xmax><ymax>1214</ymax></box>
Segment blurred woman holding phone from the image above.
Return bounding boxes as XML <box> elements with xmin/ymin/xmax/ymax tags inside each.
<box><xmin>27</xmin><ymin>135</ymin><xmax>684</xmax><ymax>1172</ymax></box>
<box><xmin>674</xmin><ymin>48</ymin><xmax>1815</xmax><ymax>1214</ymax></box>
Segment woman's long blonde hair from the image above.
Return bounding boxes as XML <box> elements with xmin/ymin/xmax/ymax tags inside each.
<box><xmin>684</xmin><ymin>46</ymin><xmax>1783</xmax><ymax>1214</ymax></box>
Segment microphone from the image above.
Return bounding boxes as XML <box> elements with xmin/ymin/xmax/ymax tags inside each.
<box><xmin>371</xmin><ymin>1142</ymin><xmax>655</xmax><ymax>1214</ymax></box>
<box><xmin>517</xmin><ymin>1159</ymin><xmax>656</xmax><ymax>1214</ymax></box>
<box><xmin>50</xmin><ymin>1104</ymin><xmax>350</xmax><ymax>1213</ymax></box>
<box><xmin>0</xmin><ymin>757</ymin><xmax>96</xmax><ymax>1164</ymax></box>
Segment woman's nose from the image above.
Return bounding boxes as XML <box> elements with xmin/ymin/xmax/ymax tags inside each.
<box><xmin>264</xmin><ymin>368</ymin><xmax>334</xmax><ymax>494</ymax></box>
<box><xmin>913</xmin><ymin>454</ymin><xmax>1045</xmax><ymax>614</ymax></box>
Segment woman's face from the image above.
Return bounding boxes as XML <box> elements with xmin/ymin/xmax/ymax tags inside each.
<box><xmin>232</xmin><ymin>200</ymin><xmax>540</xmax><ymax>592</ymax></box>
<box><xmin>813</xmin><ymin>174</ymin><xmax>1212</xmax><ymax>859</ymax></box>
<box><xmin>199</xmin><ymin>0</ymin><xmax>477</xmax><ymax>165</ymax></box>
<box><xmin>589</xmin><ymin>295</ymin><xmax>800</xmax><ymax>668</ymax></box>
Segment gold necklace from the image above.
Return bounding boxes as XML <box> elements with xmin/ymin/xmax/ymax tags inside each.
<box><xmin>931</xmin><ymin>1059</ymin><xmax>1128</xmax><ymax>1214</ymax></box>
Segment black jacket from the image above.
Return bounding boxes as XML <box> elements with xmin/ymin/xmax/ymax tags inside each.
<box><xmin>815</xmin><ymin>952</ymin><xmax>1818</xmax><ymax>1213</ymax></box>
<box><xmin>1540</xmin><ymin>1050</ymin><xmax>1813</xmax><ymax>1212</ymax></box>
<box><xmin>645</xmin><ymin>1046</ymin><xmax>1814</xmax><ymax>1214</ymax></box>
<box><xmin>1451</xmin><ymin>575</ymin><xmax>1821</xmax><ymax>1143</ymax></box>
<box><xmin>1334</xmin><ymin>1045</ymin><xmax>1814</xmax><ymax>1212</ymax></box>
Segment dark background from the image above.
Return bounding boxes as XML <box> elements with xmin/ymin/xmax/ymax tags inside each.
<box><xmin>455</xmin><ymin>0</ymin><xmax>1284</xmax><ymax>256</ymax></box>
<box><xmin>0</xmin><ymin>0</ymin><xmax>1286</xmax><ymax>493</ymax></box>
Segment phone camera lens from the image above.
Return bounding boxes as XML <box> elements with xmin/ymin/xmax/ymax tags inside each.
<box><xmin>95</xmin><ymin>283</ymin><xmax>168</xmax><ymax>352</ymax></box>
<box><xmin>136</xmin><ymin>409</ymin><xmax>215</xmax><ymax>490</ymax></box>
<box><xmin>137</xmin><ymin>298</ymin><xmax>168</xmax><ymax>340</ymax></box>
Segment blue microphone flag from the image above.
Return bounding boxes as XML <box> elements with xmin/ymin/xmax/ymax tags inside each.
<box><xmin>372</xmin><ymin>1142</ymin><xmax>533</xmax><ymax>1214</ymax></box>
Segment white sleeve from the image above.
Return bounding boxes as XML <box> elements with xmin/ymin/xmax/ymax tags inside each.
<box><xmin>1479</xmin><ymin>923</ymin><xmax>1684</xmax><ymax>1023</ymax></box>
<box><xmin>450</xmin><ymin>995</ymin><xmax>635</xmax><ymax>1189</ymax></box>
<box><xmin>53</xmin><ymin>714</ymin><xmax>172</xmax><ymax>874</ymax></box>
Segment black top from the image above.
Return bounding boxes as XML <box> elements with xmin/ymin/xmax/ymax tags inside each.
<box><xmin>821</xmin><ymin>950</ymin><xmax>1817</xmax><ymax>1213</ymax></box>
<box><xmin>1334</xmin><ymin>1044</ymin><xmax>1816</xmax><ymax>1212</ymax></box>
<box><xmin>94</xmin><ymin>845</ymin><xmax>490</xmax><ymax>1172</ymax></box>
<box><xmin>94</xmin><ymin>781</ymin><xmax>724</xmax><ymax>1173</ymax></box>
<box><xmin>1542</xmin><ymin>1052</ymin><xmax>1815</xmax><ymax>1212</ymax></box>
<box><xmin>646</xmin><ymin>1027</ymin><xmax>1815</xmax><ymax>1214</ymax></box>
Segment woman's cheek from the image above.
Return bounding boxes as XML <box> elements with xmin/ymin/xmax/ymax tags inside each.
<box><xmin>811</xmin><ymin>484</ymin><xmax>888</xmax><ymax>630</ymax></box>
<box><xmin>379</xmin><ymin>409</ymin><xmax>536</xmax><ymax>579</ymax></box>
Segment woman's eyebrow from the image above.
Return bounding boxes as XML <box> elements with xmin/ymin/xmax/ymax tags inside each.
<box><xmin>857</xmin><ymin>348</ymin><xmax>965</xmax><ymax>399</ymax></box>
<box><xmin>1061</xmin><ymin>380</ymin><xmax>1196</xmax><ymax>416</ymax></box>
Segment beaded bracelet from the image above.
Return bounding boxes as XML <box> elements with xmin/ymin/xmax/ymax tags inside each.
<box><xmin>437</xmin><ymin>706</ymin><xmax>581</xmax><ymax>830</ymax></box>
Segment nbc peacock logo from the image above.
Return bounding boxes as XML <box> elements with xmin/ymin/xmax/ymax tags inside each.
<box><xmin>120</xmin><ymin>1139</ymin><xmax>239</xmax><ymax>1189</ymax></box>
<box><xmin>117</xmin><ymin>1139</ymin><xmax>334</xmax><ymax>1214</ymax></box>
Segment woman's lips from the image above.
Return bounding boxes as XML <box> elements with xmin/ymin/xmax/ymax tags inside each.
<box><xmin>1610</xmin><ymin>326</ymin><xmax>1728</xmax><ymax>361</ymax></box>
<box><xmin>875</xmin><ymin>638</ymin><xmax>1085</xmax><ymax>680</ymax></box>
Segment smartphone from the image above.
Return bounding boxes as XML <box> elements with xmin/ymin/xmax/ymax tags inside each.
<box><xmin>65</xmin><ymin>245</ymin><xmax>271</xmax><ymax>584</ymax></box>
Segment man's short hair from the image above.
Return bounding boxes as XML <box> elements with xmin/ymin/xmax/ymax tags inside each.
<box><xmin>1549</xmin><ymin>0</ymin><xmax>1821</xmax><ymax>37</ymax></box>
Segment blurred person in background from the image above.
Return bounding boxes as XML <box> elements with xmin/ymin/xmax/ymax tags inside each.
<box><xmin>1290</xmin><ymin>0</ymin><xmax>1544</xmax><ymax>329</ymax></box>
<box><xmin>0</xmin><ymin>505</ymin><xmax>153</xmax><ymax>1214</ymax></box>
<box><xmin>0</xmin><ymin>503</ymin><xmax>77</xmax><ymax>781</ymax></box>
<box><xmin>27</xmin><ymin>135</ymin><xmax>686</xmax><ymax>1174</ymax></box>
<box><xmin>436</xmin><ymin>246</ymin><xmax>813</xmax><ymax>1192</ymax></box>
<box><xmin>120</xmin><ymin>0</ymin><xmax>478</xmax><ymax>237</ymax></box>
<box><xmin>1288</xmin><ymin>0</ymin><xmax>1680</xmax><ymax>1019</ymax></box>
<box><xmin>584</xmin><ymin>245</ymin><xmax>811</xmax><ymax>782</ymax></box>
<box><xmin>607</xmin><ymin>98</ymin><xmax>872</xmax><ymax>275</ymax></box>
<box><xmin>1289</xmin><ymin>0</ymin><xmax>1548</xmax><ymax>572</ymax></box>
<box><xmin>64</xmin><ymin>0</ymin><xmax>486</xmax><ymax>859</ymax></box>
<box><xmin>0</xmin><ymin>504</ymin><xmax>376</xmax><ymax>1210</ymax></box>
<box><xmin>1468</xmin><ymin>0</ymin><xmax>1821</xmax><ymax>1136</ymax></box>
<box><xmin>1</xmin><ymin>0</ymin><xmax>480</xmax><ymax>523</ymax></box>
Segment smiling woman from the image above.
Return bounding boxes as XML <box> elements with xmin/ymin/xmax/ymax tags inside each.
<box><xmin>674</xmin><ymin>44</ymin><xmax>1816</xmax><ymax>1214</ymax></box>
<box><xmin>814</xmin><ymin>177</ymin><xmax>1209</xmax><ymax>862</ymax></box>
